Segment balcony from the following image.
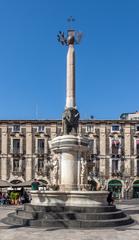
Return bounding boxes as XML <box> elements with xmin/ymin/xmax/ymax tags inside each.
<box><xmin>10</xmin><ymin>148</ymin><xmax>22</xmax><ymax>156</ymax></box>
<box><xmin>13</xmin><ymin>148</ymin><xmax>20</xmax><ymax>154</ymax></box>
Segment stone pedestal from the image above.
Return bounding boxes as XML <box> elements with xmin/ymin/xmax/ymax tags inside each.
<box><xmin>51</xmin><ymin>135</ymin><xmax>88</xmax><ymax>191</ymax></box>
<box><xmin>30</xmin><ymin>190</ymin><xmax>108</xmax><ymax>206</ymax></box>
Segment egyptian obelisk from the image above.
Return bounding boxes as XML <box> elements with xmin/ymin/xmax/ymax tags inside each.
<box><xmin>66</xmin><ymin>41</ymin><xmax>76</xmax><ymax>108</ymax></box>
<box><xmin>51</xmin><ymin>27</ymin><xmax>88</xmax><ymax>191</ymax></box>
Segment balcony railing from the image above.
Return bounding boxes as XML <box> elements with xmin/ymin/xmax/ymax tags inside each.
<box><xmin>35</xmin><ymin>149</ymin><xmax>44</xmax><ymax>155</ymax></box>
<box><xmin>13</xmin><ymin>148</ymin><xmax>20</xmax><ymax>154</ymax></box>
<box><xmin>10</xmin><ymin>148</ymin><xmax>22</xmax><ymax>155</ymax></box>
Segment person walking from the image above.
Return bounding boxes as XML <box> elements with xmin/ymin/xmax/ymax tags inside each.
<box><xmin>107</xmin><ymin>191</ymin><xmax>114</xmax><ymax>206</ymax></box>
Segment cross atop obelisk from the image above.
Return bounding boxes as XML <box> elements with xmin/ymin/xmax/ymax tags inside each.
<box><xmin>67</xmin><ymin>16</ymin><xmax>75</xmax><ymax>30</ymax></box>
<box><xmin>57</xmin><ymin>19</ymin><xmax>82</xmax><ymax>135</ymax></box>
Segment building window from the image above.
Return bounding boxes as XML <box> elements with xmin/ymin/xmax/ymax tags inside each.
<box><xmin>88</xmin><ymin>139</ymin><xmax>94</xmax><ymax>154</ymax></box>
<box><xmin>111</xmin><ymin>125</ymin><xmax>120</xmax><ymax>132</ymax></box>
<box><xmin>136</xmin><ymin>125</ymin><xmax>139</xmax><ymax>132</ymax></box>
<box><xmin>12</xmin><ymin>125</ymin><xmax>20</xmax><ymax>133</ymax></box>
<box><xmin>13</xmin><ymin>139</ymin><xmax>20</xmax><ymax>154</ymax></box>
<box><xmin>57</xmin><ymin>127</ymin><xmax>62</xmax><ymax>136</ymax></box>
<box><xmin>38</xmin><ymin>159</ymin><xmax>44</xmax><ymax>172</ymax></box>
<box><xmin>38</xmin><ymin>125</ymin><xmax>45</xmax><ymax>133</ymax></box>
<box><xmin>112</xmin><ymin>159</ymin><xmax>119</xmax><ymax>173</ymax></box>
<box><xmin>37</xmin><ymin>139</ymin><xmax>44</xmax><ymax>154</ymax></box>
<box><xmin>136</xmin><ymin>140</ymin><xmax>139</xmax><ymax>155</ymax></box>
<box><xmin>13</xmin><ymin>159</ymin><xmax>19</xmax><ymax>172</ymax></box>
<box><xmin>137</xmin><ymin>160</ymin><xmax>139</xmax><ymax>176</ymax></box>
<box><xmin>112</xmin><ymin>140</ymin><xmax>120</xmax><ymax>155</ymax></box>
<box><xmin>46</xmin><ymin>127</ymin><xmax>51</xmax><ymax>136</ymax></box>
<box><xmin>86</xmin><ymin>125</ymin><xmax>94</xmax><ymax>133</ymax></box>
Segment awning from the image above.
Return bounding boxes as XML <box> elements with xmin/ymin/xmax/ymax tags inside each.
<box><xmin>0</xmin><ymin>180</ymin><xmax>12</xmax><ymax>188</ymax></box>
<box><xmin>12</xmin><ymin>180</ymin><xmax>32</xmax><ymax>187</ymax></box>
<box><xmin>133</xmin><ymin>184</ymin><xmax>139</xmax><ymax>187</ymax></box>
<box><xmin>108</xmin><ymin>180</ymin><xmax>122</xmax><ymax>187</ymax></box>
<box><xmin>12</xmin><ymin>180</ymin><xmax>46</xmax><ymax>187</ymax></box>
<box><xmin>108</xmin><ymin>183</ymin><xmax>122</xmax><ymax>186</ymax></box>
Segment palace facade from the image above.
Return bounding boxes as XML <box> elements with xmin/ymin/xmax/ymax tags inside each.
<box><xmin>1</xmin><ymin>117</ymin><xmax>139</xmax><ymax>198</ymax></box>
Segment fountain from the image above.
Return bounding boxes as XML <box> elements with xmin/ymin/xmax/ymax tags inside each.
<box><xmin>3</xmin><ymin>20</ymin><xmax>133</xmax><ymax>228</ymax></box>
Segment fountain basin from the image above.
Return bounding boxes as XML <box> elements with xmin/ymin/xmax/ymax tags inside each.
<box><xmin>30</xmin><ymin>190</ymin><xmax>108</xmax><ymax>206</ymax></box>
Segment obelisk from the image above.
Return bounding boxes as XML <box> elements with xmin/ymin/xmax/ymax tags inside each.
<box><xmin>62</xmin><ymin>30</ymin><xmax>80</xmax><ymax>136</ymax></box>
<box><xmin>51</xmin><ymin>27</ymin><xmax>88</xmax><ymax>191</ymax></box>
<box><xmin>66</xmin><ymin>40</ymin><xmax>76</xmax><ymax>108</ymax></box>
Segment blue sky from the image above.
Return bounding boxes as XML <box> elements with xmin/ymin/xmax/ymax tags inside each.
<box><xmin>0</xmin><ymin>0</ymin><xmax>138</xmax><ymax>120</ymax></box>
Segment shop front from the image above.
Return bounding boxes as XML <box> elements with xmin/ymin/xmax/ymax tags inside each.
<box><xmin>133</xmin><ymin>180</ymin><xmax>139</xmax><ymax>198</ymax></box>
<box><xmin>108</xmin><ymin>179</ymin><xmax>122</xmax><ymax>199</ymax></box>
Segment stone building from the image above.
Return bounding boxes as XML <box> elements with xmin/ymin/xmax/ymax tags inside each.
<box><xmin>0</xmin><ymin>118</ymin><xmax>139</xmax><ymax>198</ymax></box>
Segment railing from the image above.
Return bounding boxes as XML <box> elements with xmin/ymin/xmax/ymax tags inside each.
<box><xmin>36</xmin><ymin>149</ymin><xmax>44</xmax><ymax>155</ymax></box>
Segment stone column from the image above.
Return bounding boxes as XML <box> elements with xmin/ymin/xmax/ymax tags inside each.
<box><xmin>109</xmin><ymin>158</ymin><xmax>112</xmax><ymax>177</ymax></box>
<box><xmin>50</xmin><ymin>124</ymin><xmax>56</xmax><ymax>139</ymax></box>
<box><xmin>134</xmin><ymin>158</ymin><xmax>137</xmax><ymax>176</ymax></box>
<box><xmin>60</xmin><ymin>150</ymin><xmax>78</xmax><ymax>190</ymax></box>
<box><xmin>1</xmin><ymin>125</ymin><xmax>8</xmax><ymax>180</ymax></box>
<box><xmin>99</xmin><ymin>124</ymin><xmax>106</xmax><ymax>175</ymax></box>
<box><xmin>66</xmin><ymin>44</ymin><xmax>76</xmax><ymax>108</ymax></box>
<box><xmin>25</xmin><ymin>125</ymin><xmax>32</xmax><ymax>181</ymax></box>
<box><xmin>124</xmin><ymin>124</ymin><xmax>131</xmax><ymax>175</ymax></box>
<box><xmin>118</xmin><ymin>159</ymin><xmax>121</xmax><ymax>172</ymax></box>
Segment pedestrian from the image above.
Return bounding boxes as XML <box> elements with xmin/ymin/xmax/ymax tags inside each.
<box><xmin>31</xmin><ymin>179</ymin><xmax>39</xmax><ymax>190</ymax></box>
<box><xmin>107</xmin><ymin>191</ymin><xmax>114</xmax><ymax>206</ymax></box>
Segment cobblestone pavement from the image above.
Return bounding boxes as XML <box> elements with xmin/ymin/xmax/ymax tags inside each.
<box><xmin>0</xmin><ymin>202</ymin><xmax>139</xmax><ymax>240</ymax></box>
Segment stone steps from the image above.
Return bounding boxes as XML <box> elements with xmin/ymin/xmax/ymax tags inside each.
<box><xmin>16</xmin><ymin>209</ymin><xmax>44</xmax><ymax>219</ymax></box>
<box><xmin>16</xmin><ymin>209</ymin><xmax>125</xmax><ymax>220</ymax></box>
<box><xmin>24</xmin><ymin>204</ymin><xmax>117</xmax><ymax>213</ymax></box>
<box><xmin>29</xmin><ymin>216</ymin><xmax>133</xmax><ymax>228</ymax></box>
<box><xmin>1</xmin><ymin>204</ymin><xmax>134</xmax><ymax>228</ymax></box>
<box><xmin>44</xmin><ymin>210</ymin><xmax>126</xmax><ymax>220</ymax></box>
<box><xmin>3</xmin><ymin>213</ymin><xmax>30</xmax><ymax>226</ymax></box>
<box><xmin>3</xmin><ymin>212</ymin><xmax>133</xmax><ymax>228</ymax></box>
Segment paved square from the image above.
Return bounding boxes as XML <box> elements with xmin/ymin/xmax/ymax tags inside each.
<box><xmin>0</xmin><ymin>201</ymin><xmax>139</xmax><ymax>240</ymax></box>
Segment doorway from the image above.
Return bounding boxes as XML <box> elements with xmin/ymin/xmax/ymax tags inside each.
<box><xmin>133</xmin><ymin>180</ymin><xmax>139</xmax><ymax>198</ymax></box>
<box><xmin>108</xmin><ymin>179</ymin><xmax>122</xmax><ymax>199</ymax></box>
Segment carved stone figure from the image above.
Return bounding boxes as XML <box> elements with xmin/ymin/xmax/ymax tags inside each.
<box><xmin>62</xmin><ymin>108</ymin><xmax>80</xmax><ymax>135</ymax></box>
<box><xmin>51</xmin><ymin>153</ymin><xmax>59</xmax><ymax>185</ymax></box>
<box><xmin>80</xmin><ymin>157</ymin><xmax>87</xmax><ymax>186</ymax></box>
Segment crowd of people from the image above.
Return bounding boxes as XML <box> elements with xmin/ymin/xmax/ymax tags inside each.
<box><xmin>0</xmin><ymin>188</ymin><xmax>32</xmax><ymax>205</ymax></box>
<box><xmin>0</xmin><ymin>179</ymin><xmax>42</xmax><ymax>206</ymax></box>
